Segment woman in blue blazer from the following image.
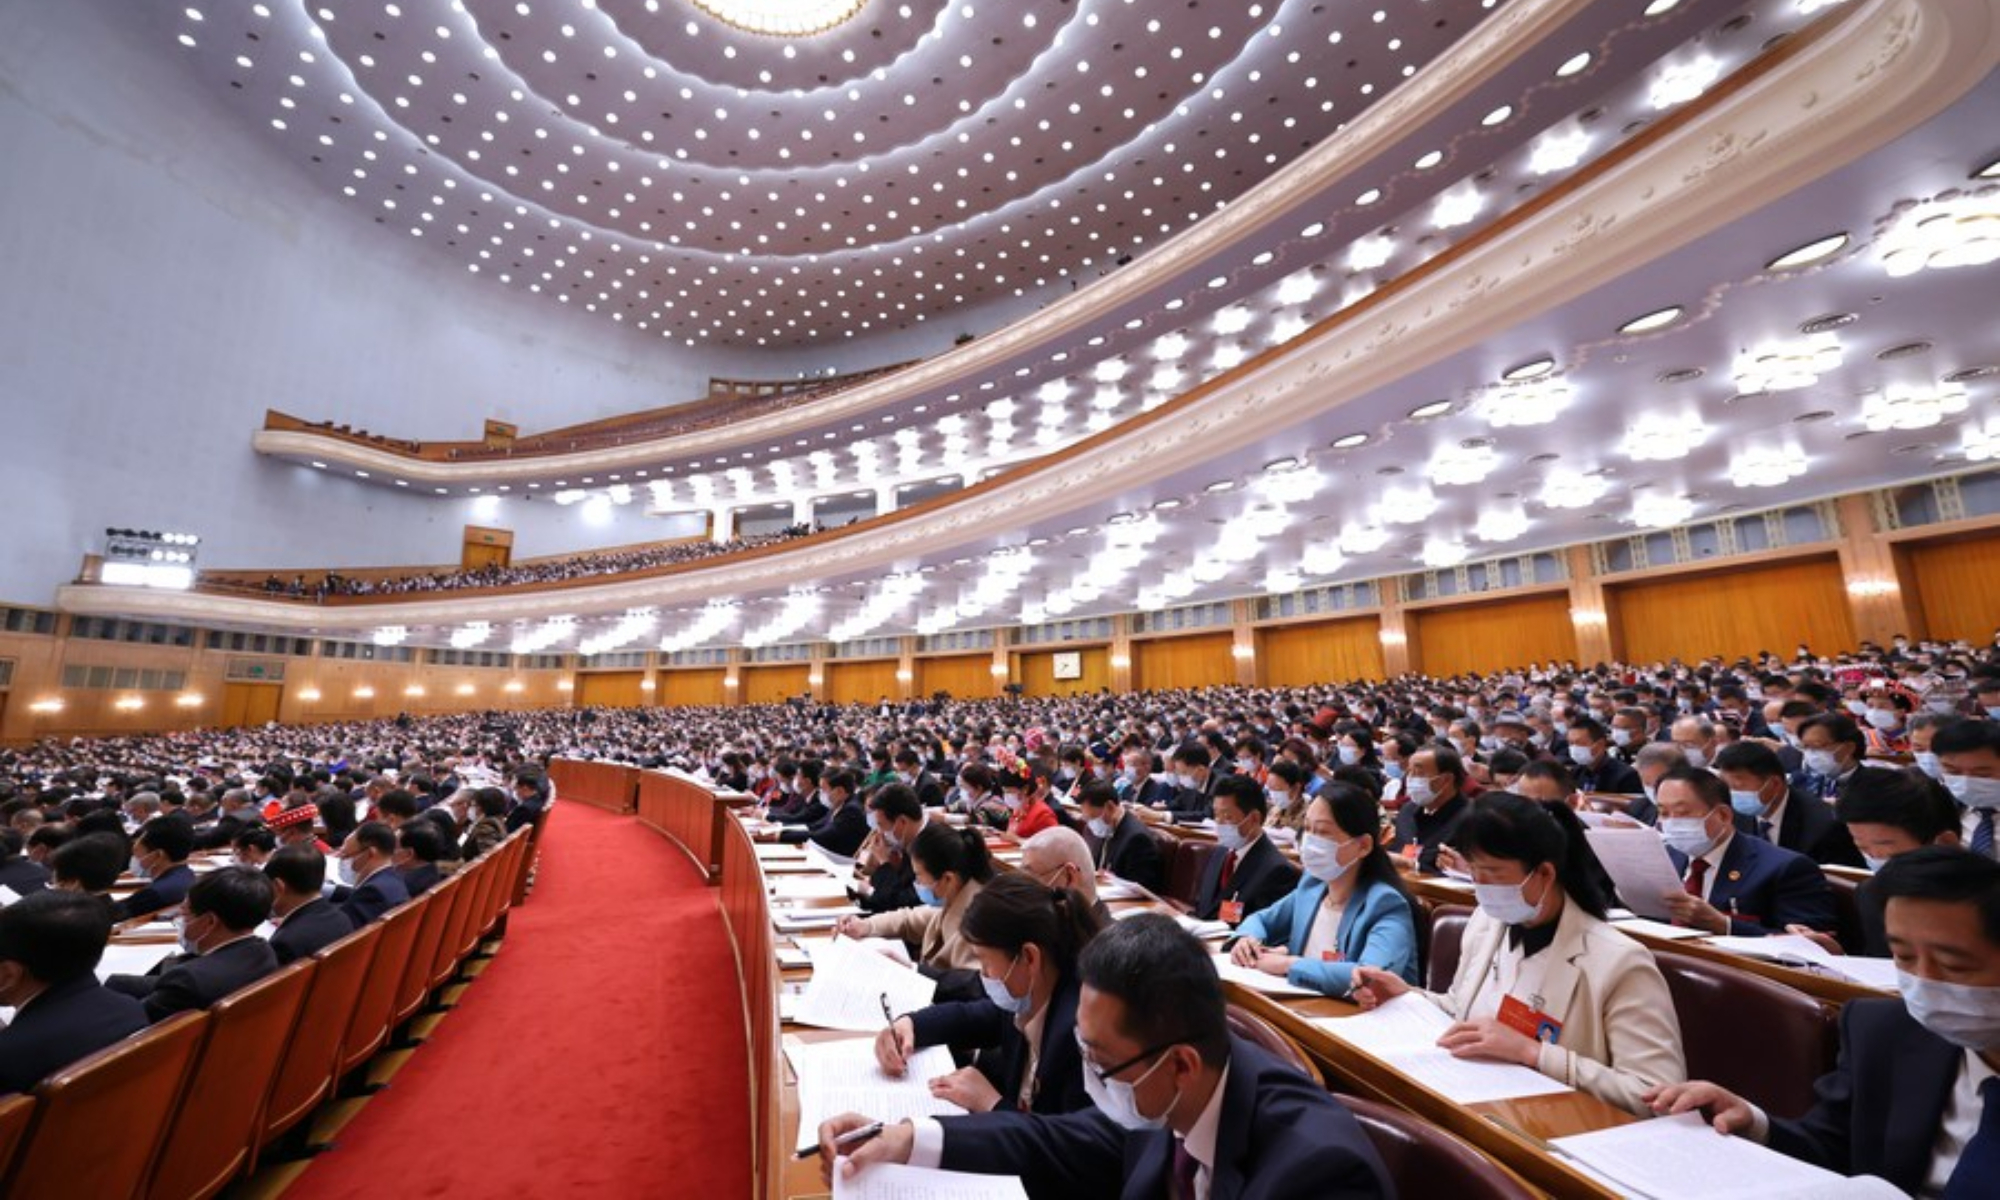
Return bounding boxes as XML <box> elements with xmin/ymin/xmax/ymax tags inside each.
<box><xmin>1230</xmin><ymin>781</ymin><xmax>1419</xmax><ymax>997</ymax></box>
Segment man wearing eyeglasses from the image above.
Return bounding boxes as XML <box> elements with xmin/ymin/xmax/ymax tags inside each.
<box><xmin>816</xmin><ymin>913</ymin><xmax>1390</xmax><ymax>1198</ymax></box>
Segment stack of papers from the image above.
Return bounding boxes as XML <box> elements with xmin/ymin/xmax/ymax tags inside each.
<box><xmin>1552</xmin><ymin>1112</ymin><xmax>1904</xmax><ymax>1198</ymax></box>
<box><xmin>832</xmin><ymin>1161</ymin><xmax>1027</xmax><ymax>1200</ymax></box>
<box><xmin>1585</xmin><ymin>825</ymin><xmax>1687</xmax><ymax>922</ymax></box>
<box><xmin>1209</xmin><ymin>953</ymin><xmax>1317</xmax><ymax>997</ymax></box>
<box><xmin>793</xmin><ymin>937</ymin><xmax>938</xmax><ymax>1032</ymax></box>
<box><xmin>1314</xmin><ymin>995</ymin><xmax>1571</xmax><ymax>1104</ymax></box>
<box><xmin>96</xmin><ymin>942</ymin><xmax>175</xmax><ymax>982</ymax></box>
<box><xmin>1096</xmin><ymin>877</ymin><xmax>1151</xmax><ymax>902</ymax></box>
<box><xmin>1704</xmin><ymin>935</ymin><xmax>1899</xmax><ymax>990</ymax></box>
<box><xmin>774</xmin><ymin>906</ymin><xmax>861</xmax><ymax>933</ymax></box>
<box><xmin>1610</xmin><ymin>916</ymin><xmax>1711</xmax><ymax>942</ymax></box>
<box><xmin>785</xmin><ymin>1036</ymin><xmax>964</xmax><ymax>1153</ymax></box>
<box><xmin>806</xmin><ymin>841</ymin><xmax>859</xmax><ymax>874</ymax></box>
<box><xmin>769</xmin><ymin>876</ymin><xmax>853</xmax><ymax>902</ymax></box>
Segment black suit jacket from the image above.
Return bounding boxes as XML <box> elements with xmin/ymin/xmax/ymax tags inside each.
<box><xmin>1575</xmin><ymin>756</ymin><xmax>1642</xmax><ymax>796</ymax></box>
<box><xmin>107</xmin><ymin>935</ymin><xmax>280</xmax><ymax>1024</ymax></box>
<box><xmin>863</xmin><ymin>850</ymin><xmax>918</xmax><ymax>915</ymax></box>
<box><xmin>1769</xmin><ymin>998</ymin><xmax>1964</xmax><ymax>1192</ymax></box>
<box><xmin>1099</xmin><ymin>812</ymin><xmax>1166</xmax><ymax>895</ymax></box>
<box><xmin>1194</xmin><ymin>835</ymin><xmax>1299</xmax><ymax>925</ymax></box>
<box><xmin>1123</xmin><ymin>776</ymin><xmax>1174</xmax><ymax>810</ymax></box>
<box><xmin>400</xmin><ymin>863</ymin><xmax>442</xmax><ymax>897</ymax></box>
<box><xmin>270</xmin><ymin>898</ymin><xmax>356</xmax><ymax>965</ymax></box>
<box><xmin>909</xmin><ymin>974</ymin><xmax>1090</xmax><ymax>1116</ymax></box>
<box><xmin>779</xmin><ymin>800</ymin><xmax>868</xmax><ymax>858</ymax></box>
<box><xmin>338</xmin><ymin>866</ymin><xmax>412</xmax><ymax>929</ymax></box>
<box><xmin>0</xmin><ymin>856</ymin><xmax>51</xmax><ymax>895</ymax></box>
<box><xmin>0</xmin><ymin>974</ymin><xmax>147</xmax><ymax>1093</ymax></box>
<box><xmin>1669</xmin><ymin>831</ymin><xmax>1835</xmax><ymax>935</ymax></box>
<box><xmin>937</xmin><ymin>1036</ymin><xmax>1390</xmax><ymax>1200</ymax></box>
<box><xmin>115</xmin><ymin>863</ymin><xmax>197</xmax><ymax>921</ymax></box>
<box><xmin>1392</xmin><ymin>794</ymin><xmax>1469</xmax><ymax>874</ymax></box>
<box><xmin>1771</xmin><ymin>787</ymin><xmax>1864</xmax><ymax>868</ymax></box>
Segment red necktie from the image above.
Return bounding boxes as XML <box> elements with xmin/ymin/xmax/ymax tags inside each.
<box><xmin>1218</xmin><ymin>851</ymin><xmax>1236</xmax><ymax>894</ymax></box>
<box><xmin>1171</xmin><ymin>1137</ymin><xmax>1200</xmax><ymax>1200</ymax></box>
<box><xmin>1683</xmin><ymin>856</ymin><xmax>1708</xmax><ymax>897</ymax></box>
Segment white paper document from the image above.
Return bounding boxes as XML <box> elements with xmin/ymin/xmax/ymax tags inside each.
<box><xmin>805</xmin><ymin>841</ymin><xmax>859</xmax><ymax>874</ymax></box>
<box><xmin>770</xmin><ymin>875</ymin><xmax>854</xmax><ymax>901</ymax></box>
<box><xmin>1314</xmin><ymin>995</ymin><xmax>1571</xmax><ymax>1104</ymax></box>
<box><xmin>774</xmin><ymin>906</ymin><xmax>863</xmax><ymax>933</ymax></box>
<box><xmin>1703</xmin><ymin>935</ymin><xmax>1898</xmax><ymax>991</ymax></box>
<box><xmin>1096</xmin><ymin>877</ymin><xmax>1151</xmax><ymax>902</ymax></box>
<box><xmin>785</xmin><ymin>1035</ymin><xmax>964</xmax><ymax>1152</ymax></box>
<box><xmin>1552</xmin><ymin>1112</ymin><xmax>1905</xmax><ymax>1199</ymax></box>
<box><xmin>1610</xmin><ymin>916</ymin><xmax>1712</xmax><ymax>942</ymax></box>
<box><xmin>1585</xmin><ymin>825</ymin><xmax>1689</xmax><ymax>921</ymax></box>
<box><xmin>777</xmin><ymin>946</ymin><xmax>813</xmax><ymax>970</ymax></box>
<box><xmin>1209</xmin><ymin>952</ymin><xmax>1317</xmax><ymax>997</ymax></box>
<box><xmin>793</xmin><ymin>937</ymin><xmax>938</xmax><ymax>1032</ymax></box>
<box><xmin>96</xmin><ymin>942</ymin><xmax>175</xmax><ymax>982</ymax></box>
<box><xmin>0</xmin><ymin>885</ymin><xmax>19</xmax><ymax>909</ymax></box>
<box><xmin>755</xmin><ymin>843</ymin><xmax>810</xmax><ymax>861</ymax></box>
<box><xmin>832</xmin><ymin>1161</ymin><xmax>1028</xmax><ymax>1200</ymax></box>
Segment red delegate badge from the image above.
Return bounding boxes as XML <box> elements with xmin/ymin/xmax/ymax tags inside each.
<box><xmin>1497</xmin><ymin>994</ymin><xmax>1563</xmax><ymax>1045</ymax></box>
<box><xmin>1219</xmin><ymin>899</ymin><xmax>1245</xmax><ymax>926</ymax></box>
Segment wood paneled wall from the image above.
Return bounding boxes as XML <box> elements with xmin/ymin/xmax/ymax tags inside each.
<box><xmin>659</xmin><ymin>668</ymin><xmax>727</xmax><ymax>708</ymax></box>
<box><xmin>1411</xmin><ymin>593</ymin><xmax>1577</xmax><ymax>677</ymax></box>
<box><xmin>1900</xmin><ymin>531</ymin><xmax>2000</xmax><ymax>643</ymax></box>
<box><xmin>915</xmin><ymin>654</ymin><xmax>996</xmax><ymax>700</ymax></box>
<box><xmin>1131</xmin><ymin>633</ymin><xmax>1235</xmax><ymax>691</ymax></box>
<box><xmin>742</xmin><ymin>664</ymin><xmax>811</xmax><ymax>705</ymax></box>
<box><xmin>1013</xmin><ymin>647</ymin><xmax>1111</xmax><ymax>697</ymax></box>
<box><xmin>828</xmin><ymin>660</ymin><xmax>900</xmax><ymax>705</ymax></box>
<box><xmin>1608</xmin><ymin>556</ymin><xmax>1854</xmax><ymax>663</ymax></box>
<box><xmin>1255</xmin><ymin>617</ymin><xmax>1386</xmax><ymax>686</ymax></box>
<box><xmin>574</xmin><ymin>671</ymin><xmax>645</xmax><ymax>709</ymax></box>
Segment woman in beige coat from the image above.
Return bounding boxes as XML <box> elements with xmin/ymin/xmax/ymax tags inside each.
<box><xmin>1353</xmin><ymin>793</ymin><xmax>1686</xmax><ymax>1116</ymax></box>
<box><xmin>836</xmin><ymin>824</ymin><xmax>993</xmax><ymax>976</ymax></box>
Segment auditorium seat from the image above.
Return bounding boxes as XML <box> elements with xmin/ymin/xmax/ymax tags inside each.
<box><xmin>1166</xmin><ymin>837</ymin><xmax>1221</xmax><ymax>908</ymax></box>
<box><xmin>1655</xmin><ymin>953</ymin><xmax>1837</xmax><ymax>1120</ymax></box>
<box><xmin>0</xmin><ymin>1094</ymin><xmax>35</xmax><ymax>1189</ymax></box>
<box><xmin>1822</xmin><ymin>871</ymin><xmax>1866</xmax><ymax>955</ymax></box>
<box><xmin>1336</xmin><ymin>1094</ymin><xmax>1539</xmax><ymax>1200</ymax></box>
<box><xmin>2</xmin><ymin>1012</ymin><xmax>206</xmax><ymax>1200</ymax></box>
<box><xmin>395</xmin><ymin>878</ymin><xmax>462</xmax><ymax>1030</ymax></box>
<box><xmin>338</xmin><ymin>899</ymin><xmax>428</xmax><ymax>1081</ymax></box>
<box><xmin>145</xmin><ymin>960</ymin><xmax>316</xmax><ymax>1200</ymax></box>
<box><xmin>1424</xmin><ymin>905</ymin><xmax>1473</xmax><ymax>994</ymax></box>
<box><xmin>255</xmin><ymin>921</ymin><xmax>383</xmax><ymax>1163</ymax></box>
<box><xmin>431</xmin><ymin>856</ymin><xmax>487</xmax><ymax>992</ymax></box>
<box><xmin>1224</xmin><ymin>1004</ymin><xmax>1323</xmax><ymax>1088</ymax></box>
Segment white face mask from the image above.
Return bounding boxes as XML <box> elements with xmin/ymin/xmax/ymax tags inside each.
<box><xmin>1945</xmin><ymin>774</ymin><xmax>2000</xmax><ymax>811</ymax></box>
<box><xmin>174</xmin><ymin>915</ymin><xmax>202</xmax><ymax>956</ymax></box>
<box><xmin>1474</xmin><ymin>874</ymin><xmax>1543</xmax><ymax>926</ymax></box>
<box><xmin>980</xmin><ymin>956</ymin><xmax>1031</xmax><ymax>1016</ymax></box>
<box><xmin>1861</xmin><ymin>852</ymin><xmax>1890</xmax><ymax>873</ymax></box>
<box><xmin>1802</xmin><ymin>748</ymin><xmax>1842</xmax><ymax>778</ymax></box>
<box><xmin>1567</xmin><ymin>744</ymin><xmax>1595</xmax><ymax>767</ymax></box>
<box><xmin>1681</xmin><ymin>746</ymin><xmax>1708</xmax><ymax>770</ymax></box>
<box><xmin>337</xmin><ymin>856</ymin><xmax>360</xmax><ymax>886</ymax></box>
<box><xmin>1336</xmin><ymin>745</ymin><xmax>1361</xmax><ymax>766</ymax></box>
<box><xmin>1865</xmin><ymin>708</ymin><xmax>1901</xmax><ymax>731</ymax></box>
<box><xmin>1914</xmin><ymin>752</ymin><xmax>1943</xmax><ymax>780</ymax></box>
<box><xmin>1660</xmin><ymin>815</ymin><xmax>1718</xmax><ymax>859</ymax></box>
<box><xmin>1080</xmin><ymin>1044</ymin><xmax>1177</xmax><ymax>1131</ymax></box>
<box><xmin>129</xmin><ymin>854</ymin><xmax>152</xmax><ymax>881</ymax></box>
<box><xmin>1214</xmin><ymin>820</ymin><xmax>1247</xmax><ymax>853</ymax></box>
<box><xmin>1898</xmin><ymin>971</ymin><xmax>2000</xmax><ymax>1051</ymax></box>
<box><xmin>1404</xmin><ymin>776</ymin><xmax>1436</xmax><ymax>807</ymax></box>
<box><xmin>1087</xmin><ymin>815</ymin><xmax>1113</xmax><ymax>839</ymax></box>
<box><xmin>1299</xmin><ymin>832</ymin><xmax>1352</xmax><ymax>883</ymax></box>
<box><xmin>1265</xmin><ymin>787</ymin><xmax>1292</xmax><ymax>813</ymax></box>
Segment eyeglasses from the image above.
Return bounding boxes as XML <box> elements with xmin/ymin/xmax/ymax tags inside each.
<box><xmin>1076</xmin><ymin>1036</ymin><xmax>1184</xmax><ymax>1085</ymax></box>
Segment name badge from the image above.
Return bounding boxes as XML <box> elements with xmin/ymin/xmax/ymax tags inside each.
<box><xmin>1497</xmin><ymin>994</ymin><xmax>1563</xmax><ymax>1045</ymax></box>
<box><xmin>1220</xmin><ymin>899</ymin><xmax>1245</xmax><ymax>926</ymax></box>
<box><xmin>1320</xmin><ymin>949</ymin><xmax>1345</xmax><ymax>963</ymax></box>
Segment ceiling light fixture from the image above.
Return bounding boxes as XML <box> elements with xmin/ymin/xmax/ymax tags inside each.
<box><xmin>1421</xmin><ymin>537</ymin><xmax>1470</xmax><ymax>568</ymax></box>
<box><xmin>1408</xmin><ymin>400</ymin><xmax>1454</xmax><ymax>420</ymax></box>
<box><xmin>1630</xmin><ymin>493</ymin><xmax>1695</xmax><ymax>528</ymax></box>
<box><xmin>1728</xmin><ymin>445</ymin><xmax>1810</xmax><ymax>488</ymax></box>
<box><xmin>1427</xmin><ymin>442</ymin><xmax>1499</xmax><ymax>486</ymax></box>
<box><xmin>1618</xmin><ymin>306</ymin><xmax>1685</xmax><ymax>334</ymax></box>
<box><xmin>1473</xmin><ymin>506</ymin><xmax>1530</xmax><ymax>542</ymax></box>
<box><xmin>1733</xmin><ymin>333</ymin><xmax>1843</xmax><ymax>394</ymax></box>
<box><xmin>689</xmin><ymin>0</ymin><xmax>866</xmax><ymax>37</ymax></box>
<box><xmin>1477</xmin><ymin>376</ymin><xmax>1574</xmax><ymax>428</ymax></box>
<box><xmin>1876</xmin><ymin>190</ymin><xmax>2000</xmax><ymax>276</ymax></box>
<box><xmin>1765</xmin><ymin>232</ymin><xmax>1849</xmax><ymax>271</ymax></box>
<box><xmin>1861</xmin><ymin>382</ymin><xmax>1970</xmax><ymax>431</ymax></box>
<box><xmin>1619</xmin><ymin>412</ymin><xmax>1708</xmax><ymax>461</ymax></box>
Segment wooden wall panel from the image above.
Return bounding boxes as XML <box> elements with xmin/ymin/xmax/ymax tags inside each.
<box><xmin>1901</xmin><ymin>532</ymin><xmax>2000</xmax><ymax>644</ymax></box>
<box><xmin>659</xmin><ymin>669</ymin><xmax>727</xmax><ymax>708</ymax></box>
<box><xmin>915</xmin><ymin>654</ymin><xmax>996</xmax><ymax>700</ymax></box>
<box><xmin>1255</xmin><ymin>617</ymin><xmax>1386</xmax><ymax>686</ymax></box>
<box><xmin>1131</xmin><ymin>633</ymin><xmax>1235</xmax><ymax>691</ymax></box>
<box><xmin>574</xmin><ymin>671</ymin><xmax>645</xmax><ymax>709</ymax></box>
<box><xmin>220</xmin><ymin>683</ymin><xmax>282</xmax><ymax>728</ymax></box>
<box><xmin>743</xmin><ymin>664</ymin><xmax>811</xmax><ymax>705</ymax></box>
<box><xmin>1412</xmin><ymin>593</ymin><xmax>1577</xmax><ymax>677</ymax></box>
<box><xmin>828</xmin><ymin>661</ymin><xmax>900</xmax><ymax>706</ymax></box>
<box><xmin>1014</xmin><ymin>647</ymin><xmax>1111</xmax><ymax>697</ymax></box>
<box><xmin>1609</xmin><ymin>556</ymin><xmax>1854</xmax><ymax>664</ymax></box>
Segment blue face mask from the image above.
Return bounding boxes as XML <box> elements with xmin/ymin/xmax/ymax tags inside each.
<box><xmin>916</xmin><ymin>883</ymin><xmax>943</xmax><ymax>908</ymax></box>
<box><xmin>1729</xmin><ymin>788</ymin><xmax>1768</xmax><ymax>818</ymax></box>
<box><xmin>981</xmin><ymin>955</ymin><xmax>1031</xmax><ymax>1015</ymax></box>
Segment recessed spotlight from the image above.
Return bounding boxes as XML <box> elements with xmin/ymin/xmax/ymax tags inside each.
<box><xmin>1556</xmin><ymin>51</ymin><xmax>1592</xmax><ymax>77</ymax></box>
<box><xmin>1204</xmin><ymin>479</ymin><xmax>1239</xmax><ymax>493</ymax></box>
<box><xmin>1501</xmin><ymin>357</ymin><xmax>1556</xmax><ymax>382</ymax></box>
<box><xmin>1978</xmin><ymin>155</ymin><xmax>2000</xmax><ymax>180</ymax></box>
<box><xmin>1153</xmin><ymin>498</ymin><xmax>1182</xmax><ymax>510</ymax></box>
<box><xmin>1657</xmin><ymin>367</ymin><xmax>1706</xmax><ymax>384</ymax></box>
<box><xmin>1876</xmin><ymin>340</ymin><xmax>1934</xmax><ymax>360</ymax></box>
<box><xmin>1766</xmin><ymin>232</ymin><xmax>1848</xmax><ymax>271</ymax></box>
<box><xmin>1794</xmin><ymin>410</ymin><xmax>1835</xmax><ymax>423</ymax></box>
<box><xmin>1408</xmin><ymin>400</ymin><xmax>1453</xmax><ymax>420</ymax></box>
<box><xmin>1331</xmin><ymin>433</ymin><xmax>1369</xmax><ymax>449</ymax></box>
<box><xmin>1618</xmin><ymin>306</ymin><xmax>1684</xmax><ymax>334</ymax></box>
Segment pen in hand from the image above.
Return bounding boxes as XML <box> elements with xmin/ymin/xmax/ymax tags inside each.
<box><xmin>879</xmin><ymin>992</ymin><xmax>894</xmax><ymax>1025</ymax></box>
<box><xmin>794</xmin><ymin>1121</ymin><xmax>885</xmax><ymax>1160</ymax></box>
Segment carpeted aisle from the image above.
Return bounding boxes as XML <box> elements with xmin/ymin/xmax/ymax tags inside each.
<box><xmin>286</xmin><ymin>803</ymin><xmax>753</xmax><ymax>1199</ymax></box>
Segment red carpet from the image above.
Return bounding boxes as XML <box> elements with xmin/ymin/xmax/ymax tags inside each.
<box><xmin>287</xmin><ymin>803</ymin><xmax>753</xmax><ymax>1199</ymax></box>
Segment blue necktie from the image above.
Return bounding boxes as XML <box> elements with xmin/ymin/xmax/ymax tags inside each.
<box><xmin>1974</xmin><ymin>813</ymin><xmax>1996</xmax><ymax>860</ymax></box>
<box><xmin>1943</xmin><ymin>1077</ymin><xmax>2000</xmax><ymax>1198</ymax></box>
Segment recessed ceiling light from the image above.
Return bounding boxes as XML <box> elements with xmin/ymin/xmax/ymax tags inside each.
<box><xmin>1618</xmin><ymin>306</ymin><xmax>1684</xmax><ymax>334</ymax></box>
<box><xmin>1877</xmin><ymin>340</ymin><xmax>1934</xmax><ymax>360</ymax></box>
<box><xmin>1408</xmin><ymin>400</ymin><xmax>1453</xmax><ymax>419</ymax></box>
<box><xmin>1556</xmin><ymin>51</ymin><xmax>1592</xmax><ymax>78</ymax></box>
<box><xmin>1794</xmin><ymin>410</ymin><xmax>1835</xmax><ymax>423</ymax></box>
<box><xmin>1204</xmin><ymin>479</ymin><xmax>1239</xmax><ymax>493</ymax></box>
<box><xmin>1977</xmin><ymin>156</ymin><xmax>2000</xmax><ymax>180</ymax></box>
<box><xmin>1643</xmin><ymin>0</ymin><xmax>1682</xmax><ymax>14</ymax></box>
<box><xmin>1765</xmin><ymin>232</ymin><xmax>1849</xmax><ymax>271</ymax></box>
<box><xmin>1331</xmin><ymin>433</ymin><xmax>1369</xmax><ymax>449</ymax></box>
<box><xmin>1153</xmin><ymin>498</ymin><xmax>1182</xmax><ymax>510</ymax></box>
<box><xmin>1798</xmin><ymin>312</ymin><xmax>1859</xmax><ymax>335</ymax></box>
<box><xmin>1501</xmin><ymin>356</ymin><xmax>1556</xmax><ymax>382</ymax></box>
<box><xmin>1657</xmin><ymin>367</ymin><xmax>1706</xmax><ymax>384</ymax></box>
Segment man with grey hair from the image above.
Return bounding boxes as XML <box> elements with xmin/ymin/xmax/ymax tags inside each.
<box><xmin>1019</xmin><ymin>826</ymin><xmax>1110</xmax><ymax>924</ymax></box>
<box><xmin>1627</xmin><ymin>742</ymin><xmax>1688</xmax><ymax>826</ymax></box>
<box><xmin>196</xmin><ymin>787</ymin><xmax>264</xmax><ymax>851</ymax></box>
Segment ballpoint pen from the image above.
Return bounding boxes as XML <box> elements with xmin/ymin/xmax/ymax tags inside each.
<box><xmin>793</xmin><ymin>1121</ymin><xmax>885</xmax><ymax>1160</ymax></box>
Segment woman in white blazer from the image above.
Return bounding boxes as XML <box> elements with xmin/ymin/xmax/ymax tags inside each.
<box><xmin>1353</xmin><ymin>792</ymin><xmax>1686</xmax><ymax>1116</ymax></box>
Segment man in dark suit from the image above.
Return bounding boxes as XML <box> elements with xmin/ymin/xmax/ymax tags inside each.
<box><xmin>893</xmin><ymin>749</ymin><xmax>947</xmax><ymax>809</ymax></box>
<box><xmin>395</xmin><ymin>821</ymin><xmax>447</xmax><ymax>897</ymax></box>
<box><xmin>1390</xmin><ymin>746</ymin><xmax>1470</xmax><ymax>874</ymax></box>
<box><xmin>1076</xmin><ymin>781</ymin><xmax>1166</xmax><ymax>895</ymax></box>
<box><xmin>779</xmin><ymin>769</ymin><xmax>870</xmax><ymax>858</ymax></box>
<box><xmin>1657</xmin><ymin>767</ymin><xmax>1836</xmax><ymax>936</ymax></box>
<box><xmin>1193</xmin><ymin>776</ymin><xmax>1299</xmax><ymax>926</ymax></box>
<box><xmin>1564</xmin><ymin>718</ymin><xmax>1644</xmax><ymax>796</ymax></box>
<box><xmin>1833</xmin><ymin>769</ymin><xmax>1962</xmax><ymax>956</ymax></box>
<box><xmin>115</xmin><ymin>817</ymin><xmax>199</xmax><ymax>921</ymax></box>
<box><xmin>1647</xmin><ymin>848</ymin><xmax>1999</xmax><ymax>1194</ymax></box>
<box><xmin>1161</xmin><ymin>744</ymin><xmax>1221</xmax><ymax>821</ymax></box>
<box><xmin>194</xmin><ymin>787</ymin><xmax>265</xmax><ymax>852</ymax></box>
<box><xmin>504</xmin><ymin>772</ymin><xmax>549</xmax><ymax>832</ymax></box>
<box><xmin>0</xmin><ymin>890</ymin><xmax>148</xmax><ymax>1093</ymax></box>
<box><xmin>331</xmin><ymin>821</ymin><xmax>412</xmax><ymax>929</ymax></box>
<box><xmin>815</xmin><ymin>914</ymin><xmax>1391</xmax><ymax>1199</ymax></box>
<box><xmin>1714</xmin><ymin>741</ymin><xmax>1863</xmax><ymax>867</ymax></box>
<box><xmin>858</xmin><ymin>784</ymin><xmax>925</xmax><ymax>914</ymax></box>
<box><xmin>106</xmin><ymin>867</ymin><xmax>280</xmax><ymax>1023</ymax></box>
<box><xmin>1117</xmin><ymin>748</ymin><xmax>1175</xmax><ymax>811</ymax></box>
<box><xmin>0</xmin><ymin>828</ymin><xmax>51</xmax><ymax>895</ymax></box>
<box><xmin>264</xmin><ymin>844</ymin><xmax>353</xmax><ymax>965</ymax></box>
